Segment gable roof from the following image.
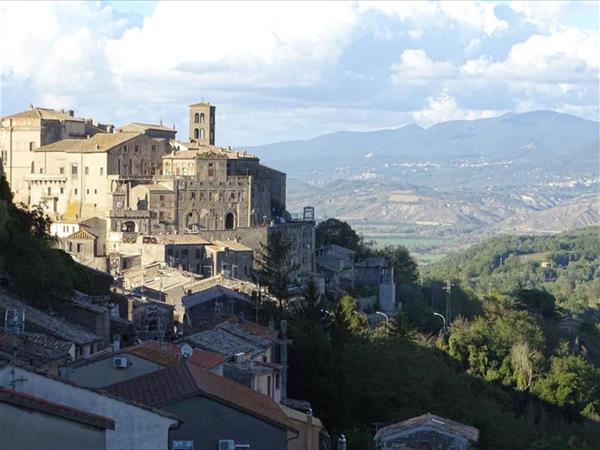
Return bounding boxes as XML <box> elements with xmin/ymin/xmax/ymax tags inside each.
<box><xmin>183</xmin><ymin>285</ymin><xmax>250</xmax><ymax>309</ymax></box>
<box><xmin>374</xmin><ymin>413</ymin><xmax>480</xmax><ymax>443</ymax></box>
<box><xmin>2</xmin><ymin>107</ymin><xmax>86</xmax><ymax>122</ymax></box>
<box><xmin>36</xmin><ymin>132</ymin><xmax>142</xmax><ymax>153</ymax></box>
<box><xmin>66</xmin><ymin>228</ymin><xmax>97</xmax><ymax>241</ymax></box>
<box><xmin>118</xmin><ymin>122</ymin><xmax>176</xmax><ymax>133</ymax></box>
<box><xmin>106</xmin><ymin>362</ymin><xmax>297</xmax><ymax>432</ymax></box>
<box><xmin>0</xmin><ymin>387</ymin><xmax>115</xmax><ymax>430</ymax></box>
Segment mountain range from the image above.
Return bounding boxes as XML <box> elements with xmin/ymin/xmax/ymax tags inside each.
<box><xmin>248</xmin><ymin>110</ymin><xmax>599</xmax><ymax>257</ymax></box>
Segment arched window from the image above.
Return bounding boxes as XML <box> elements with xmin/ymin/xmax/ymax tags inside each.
<box><xmin>194</xmin><ymin>113</ymin><xmax>200</xmax><ymax>123</ymax></box>
<box><xmin>199</xmin><ymin>128</ymin><xmax>205</xmax><ymax>139</ymax></box>
<box><xmin>194</xmin><ymin>128</ymin><xmax>199</xmax><ymax>139</ymax></box>
<box><xmin>225</xmin><ymin>212</ymin><xmax>235</xmax><ymax>230</ymax></box>
<box><xmin>200</xmin><ymin>113</ymin><xmax>205</xmax><ymax>124</ymax></box>
<box><xmin>122</xmin><ymin>221</ymin><xmax>135</xmax><ymax>232</ymax></box>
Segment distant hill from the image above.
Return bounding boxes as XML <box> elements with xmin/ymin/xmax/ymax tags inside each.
<box><xmin>249</xmin><ymin>110</ymin><xmax>599</xmax><ymax>177</ymax></box>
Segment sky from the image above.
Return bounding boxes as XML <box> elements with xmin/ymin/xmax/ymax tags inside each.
<box><xmin>0</xmin><ymin>1</ymin><xmax>598</xmax><ymax>146</ymax></box>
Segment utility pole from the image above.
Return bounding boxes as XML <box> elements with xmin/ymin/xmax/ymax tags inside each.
<box><xmin>442</xmin><ymin>280</ymin><xmax>454</xmax><ymax>333</ymax></box>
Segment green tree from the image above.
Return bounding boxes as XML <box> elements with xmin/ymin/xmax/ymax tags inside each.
<box><xmin>316</xmin><ymin>218</ymin><xmax>362</xmax><ymax>251</ymax></box>
<box><xmin>375</xmin><ymin>245</ymin><xmax>419</xmax><ymax>286</ymax></box>
<box><xmin>253</xmin><ymin>231</ymin><xmax>298</xmax><ymax>309</ymax></box>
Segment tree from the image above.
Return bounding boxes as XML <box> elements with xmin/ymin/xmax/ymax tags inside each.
<box><xmin>316</xmin><ymin>218</ymin><xmax>362</xmax><ymax>251</ymax></box>
<box><xmin>253</xmin><ymin>231</ymin><xmax>299</xmax><ymax>309</ymax></box>
<box><xmin>375</xmin><ymin>245</ymin><xmax>419</xmax><ymax>286</ymax></box>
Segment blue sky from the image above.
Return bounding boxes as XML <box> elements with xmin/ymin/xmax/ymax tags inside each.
<box><xmin>1</xmin><ymin>1</ymin><xmax>598</xmax><ymax>146</ymax></box>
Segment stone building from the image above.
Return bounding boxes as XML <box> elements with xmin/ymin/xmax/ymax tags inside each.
<box><xmin>29</xmin><ymin>132</ymin><xmax>169</xmax><ymax>221</ymax></box>
<box><xmin>188</xmin><ymin>102</ymin><xmax>215</xmax><ymax>146</ymax></box>
<box><xmin>0</xmin><ymin>106</ymin><xmax>111</xmax><ymax>205</ymax></box>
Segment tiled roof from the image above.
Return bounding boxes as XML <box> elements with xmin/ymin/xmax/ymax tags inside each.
<box><xmin>118</xmin><ymin>122</ymin><xmax>175</xmax><ymax>133</ymax></box>
<box><xmin>129</xmin><ymin>341</ymin><xmax>226</xmax><ymax>370</ymax></box>
<box><xmin>207</xmin><ymin>240</ymin><xmax>253</xmax><ymax>252</ymax></box>
<box><xmin>106</xmin><ymin>362</ymin><xmax>297</xmax><ymax>432</ymax></box>
<box><xmin>0</xmin><ymin>333</ymin><xmax>72</xmax><ymax>368</ymax></box>
<box><xmin>66</xmin><ymin>228</ymin><xmax>97</xmax><ymax>241</ymax></box>
<box><xmin>36</xmin><ymin>132</ymin><xmax>141</xmax><ymax>153</ymax></box>
<box><xmin>155</xmin><ymin>235</ymin><xmax>210</xmax><ymax>245</ymax></box>
<box><xmin>183</xmin><ymin>285</ymin><xmax>249</xmax><ymax>309</ymax></box>
<box><xmin>374</xmin><ymin>413</ymin><xmax>480</xmax><ymax>443</ymax></box>
<box><xmin>0</xmin><ymin>387</ymin><xmax>115</xmax><ymax>430</ymax></box>
<box><xmin>185</xmin><ymin>327</ymin><xmax>264</xmax><ymax>358</ymax></box>
<box><xmin>1</xmin><ymin>107</ymin><xmax>86</xmax><ymax>122</ymax></box>
<box><xmin>0</xmin><ymin>294</ymin><xmax>101</xmax><ymax>346</ymax></box>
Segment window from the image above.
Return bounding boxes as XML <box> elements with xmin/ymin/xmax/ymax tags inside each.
<box><xmin>123</xmin><ymin>145</ymin><xmax>128</xmax><ymax>153</ymax></box>
<box><xmin>94</xmin><ymin>189</ymin><xmax>97</xmax><ymax>194</ymax></box>
<box><xmin>151</xmin><ymin>144</ymin><xmax>157</xmax><ymax>152</ymax></box>
<box><xmin>29</xmin><ymin>141</ymin><xmax>35</xmax><ymax>151</ymax></box>
<box><xmin>159</xmin><ymin>195</ymin><xmax>164</xmax><ymax>201</ymax></box>
<box><xmin>71</xmin><ymin>164</ymin><xmax>78</xmax><ymax>175</ymax></box>
<box><xmin>182</xmin><ymin>249</ymin><xmax>188</xmax><ymax>256</ymax></box>
<box><xmin>194</xmin><ymin>128</ymin><xmax>199</xmax><ymax>139</ymax></box>
<box><xmin>47</xmin><ymin>187</ymin><xmax>51</xmax><ymax>195</ymax></box>
<box><xmin>74</xmin><ymin>188</ymin><xmax>78</xmax><ymax>195</ymax></box>
<box><xmin>195</xmin><ymin>249</ymin><xmax>202</xmax><ymax>258</ymax></box>
<box><xmin>86</xmin><ymin>189</ymin><xmax>90</xmax><ymax>195</ymax></box>
<box><xmin>30</xmin><ymin>162</ymin><xmax>34</xmax><ymax>174</ymax></box>
<box><xmin>60</xmin><ymin>187</ymin><xmax>64</xmax><ymax>194</ymax></box>
<box><xmin>194</xmin><ymin>112</ymin><xmax>200</xmax><ymax>123</ymax></box>
<box><xmin>77</xmin><ymin>243</ymin><xmax>83</xmax><ymax>252</ymax></box>
<box><xmin>84</xmin><ymin>166</ymin><xmax>89</xmax><ymax>175</ymax></box>
<box><xmin>200</xmin><ymin>113</ymin><xmax>205</xmax><ymax>124</ymax></box>
<box><xmin>100</xmin><ymin>167</ymin><xmax>104</xmax><ymax>175</ymax></box>
<box><xmin>1</xmin><ymin>150</ymin><xmax>6</xmax><ymax>161</ymax></box>
<box><xmin>135</xmin><ymin>145</ymin><xmax>140</xmax><ymax>153</ymax></box>
<box><xmin>199</xmin><ymin>128</ymin><xmax>205</xmax><ymax>139</ymax></box>
<box><xmin>59</xmin><ymin>167</ymin><xmax>65</xmax><ymax>174</ymax></box>
<box><xmin>225</xmin><ymin>212</ymin><xmax>235</xmax><ymax>230</ymax></box>
<box><xmin>207</xmin><ymin>163</ymin><xmax>214</xmax><ymax>178</ymax></box>
<box><xmin>39</xmin><ymin>168</ymin><xmax>43</xmax><ymax>174</ymax></box>
<box><xmin>191</xmin><ymin>192</ymin><xmax>196</xmax><ymax>200</ymax></box>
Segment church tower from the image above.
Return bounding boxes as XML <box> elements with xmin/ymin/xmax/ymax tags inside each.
<box><xmin>189</xmin><ymin>102</ymin><xmax>216</xmax><ymax>145</ymax></box>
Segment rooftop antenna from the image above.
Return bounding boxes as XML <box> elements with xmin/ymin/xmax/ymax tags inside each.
<box><xmin>5</xmin><ymin>308</ymin><xmax>27</xmax><ymax>388</ymax></box>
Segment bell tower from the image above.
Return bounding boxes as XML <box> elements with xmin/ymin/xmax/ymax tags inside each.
<box><xmin>189</xmin><ymin>102</ymin><xmax>216</xmax><ymax>146</ymax></box>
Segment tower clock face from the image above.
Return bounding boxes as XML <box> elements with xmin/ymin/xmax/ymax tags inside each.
<box><xmin>115</xmin><ymin>200</ymin><xmax>123</xmax><ymax>209</ymax></box>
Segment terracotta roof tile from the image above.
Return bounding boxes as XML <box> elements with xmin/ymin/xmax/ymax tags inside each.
<box><xmin>36</xmin><ymin>132</ymin><xmax>141</xmax><ymax>153</ymax></box>
<box><xmin>106</xmin><ymin>362</ymin><xmax>297</xmax><ymax>432</ymax></box>
<box><xmin>0</xmin><ymin>387</ymin><xmax>115</xmax><ymax>430</ymax></box>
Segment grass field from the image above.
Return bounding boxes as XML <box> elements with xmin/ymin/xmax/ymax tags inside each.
<box><xmin>363</xmin><ymin>234</ymin><xmax>452</xmax><ymax>266</ymax></box>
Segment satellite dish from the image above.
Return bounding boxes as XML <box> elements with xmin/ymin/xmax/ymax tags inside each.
<box><xmin>180</xmin><ymin>343</ymin><xmax>193</xmax><ymax>359</ymax></box>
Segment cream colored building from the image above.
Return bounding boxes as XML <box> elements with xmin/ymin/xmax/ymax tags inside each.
<box><xmin>0</xmin><ymin>106</ymin><xmax>110</xmax><ymax>204</ymax></box>
<box><xmin>28</xmin><ymin>132</ymin><xmax>168</xmax><ymax>220</ymax></box>
<box><xmin>188</xmin><ymin>102</ymin><xmax>215</xmax><ymax>146</ymax></box>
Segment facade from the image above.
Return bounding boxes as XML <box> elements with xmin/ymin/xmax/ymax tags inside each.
<box><xmin>374</xmin><ymin>413</ymin><xmax>480</xmax><ymax>450</ymax></box>
<box><xmin>0</xmin><ymin>387</ymin><xmax>113</xmax><ymax>450</ymax></box>
<box><xmin>0</xmin><ymin>106</ymin><xmax>111</xmax><ymax>205</ymax></box>
<box><xmin>0</xmin><ymin>365</ymin><xmax>179</xmax><ymax>450</ymax></box>
<box><xmin>105</xmin><ymin>362</ymin><xmax>296</xmax><ymax>450</ymax></box>
<box><xmin>29</xmin><ymin>132</ymin><xmax>169</xmax><ymax>221</ymax></box>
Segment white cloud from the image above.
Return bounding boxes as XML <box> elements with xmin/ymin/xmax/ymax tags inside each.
<box><xmin>106</xmin><ymin>1</ymin><xmax>358</xmax><ymax>89</ymax></box>
<box><xmin>390</xmin><ymin>49</ymin><xmax>456</xmax><ymax>84</ymax></box>
<box><xmin>461</xmin><ymin>28</ymin><xmax>599</xmax><ymax>83</ymax></box>
<box><xmin>361</xmin><ymin>1</ymin><xmax>507</xmax><ymax>36</ymax></box>
<box><xmin>412</xmin><ymin>89</ymin><xmax>502</xmax><ymax>126</ymax></box>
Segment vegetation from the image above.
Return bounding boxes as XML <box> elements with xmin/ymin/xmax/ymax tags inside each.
<box><xmin>0</xmin><ymin>176</ymin><xmax>76</xmax><ymax>305</ymax></box>
<box><xmin>287</xmin><ymin>222</ymin><xmax>600</xmax><ymax>449</ymax></box>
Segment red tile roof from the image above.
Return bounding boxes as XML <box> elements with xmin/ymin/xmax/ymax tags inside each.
<box><xmin>0</xmin><ymin>387</ymin><xmax>115</xmax><ymax>430</ymax></box>
<box><xmin>106</xmin><ymin>362</ymin><xmax>297</xmax><ymax>432</ymax></box>
<box><xmin>131</xmin><ymin>341</ymin><xmax>226</xmax><ymax>370</ymax></box>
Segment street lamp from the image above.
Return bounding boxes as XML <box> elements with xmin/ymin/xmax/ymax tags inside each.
<box><xmin>433</xmin><ymin>312</ymin><xmax>446</xmax><ymax>334</ymax></box>
<box><xmin>375</xmin><ymin>311</ymin><xmax>389</xmax><ymax>325</ymax></box>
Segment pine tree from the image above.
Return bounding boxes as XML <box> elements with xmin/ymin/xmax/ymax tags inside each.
<box><xmin>253</xmin><ymin>231</ymin><xmax>299</xmax><ymax>309</ymax></box>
